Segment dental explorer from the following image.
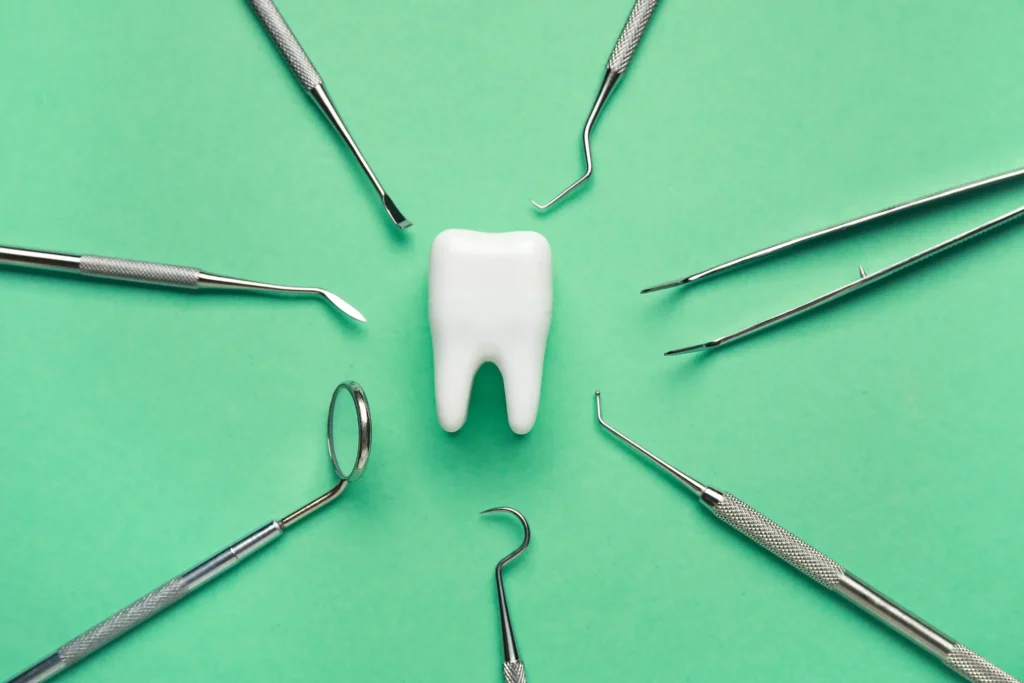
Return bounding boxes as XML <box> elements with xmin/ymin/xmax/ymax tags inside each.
<box><xmin>531</xmin><ymin>0</ymin><xmax>659</xmax><ymax>211</ymax></box>
<box><xmin>482</xmin><ymin>507</ymin><xmax>532</xmax><ymax>683</ymax></box>
<box><xmin>5</xmin><ymin>382</ymin><xmax>372</xmax><ymax>683</ymax></box>
<box><xmin>246</xmin><ymin>0</ymin><xmax>411</xmax><ymax>230</ymax></box>
<box><xmin>594</xmin><ymin>391</ymin><xmax>1018</xmax><ymax>683</ymax></box>
<box><xmin>642</xmin><ymin>165</ymin><xmax>1024</xmax><ymax>355</ymax></box>
<box><xmin>0</xmin><ymin>244</ymin><xmax>366</xmax><ymax>323</ymax></box>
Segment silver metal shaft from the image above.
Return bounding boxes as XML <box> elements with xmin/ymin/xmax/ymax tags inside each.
<box><xmin>482</xmin><ymin>507</ymin><xmax>531</xmax><ymax>683</ymax></box>
<box><xmin>247</xmin><ymin>0</ymin><xmax>410</xmax><ymax>229</ymax></box>
<box><xmin>6</xmin><ymin>523</ymin><xmax>284</xmax><ymax>683</ymax></box>
<box><xmin>645</xmin><ymin>165</ymin><xmax>1024</xmax><ymax>294</ymax></box>
<box><xmin>665</xmin><ymin>202</ymin><xmax>1024</xmax><ymax>355</ymax></box>
<box><xmin>0</xmin><ymin>245</ymin><xmax>366</xmax><ymax>323</ymax></box>
<box><xmin>595</xmin><ymin>392</ymin><xmax>1019</xmax><ymax>683</ymax></box>
<box><xmin>531</xmin><ymin>0</ymin><xmax>659</xmax><ymax>211</ymax></box>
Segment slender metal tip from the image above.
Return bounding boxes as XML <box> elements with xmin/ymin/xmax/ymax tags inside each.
<box><xmin>664</xmin><ymin>342</ymin><xmax>711</xmax><ymax>356</ymax></box>
<box><xmin>642</xmin><ymin>277</ymin><xmax>693</xmax><ymax>294</ymax></box>
<box><xmin>320</xmin><ymin>290</ymin><xmax>367</xmax><ymax>323</ymax></box>
<box><xmin>382</xmin><ymin>195</ymin><xmax>411</xmax><ymax>229</ymax></box>
<box><xmin>531</xmin><ymin>171</ymin><xmax>592</xmax><ymax>211</ymax></box>
<box><xmin>593</xmin><ymin>391</ymin><xmax>707</xmax><ymax>495</ymax></box>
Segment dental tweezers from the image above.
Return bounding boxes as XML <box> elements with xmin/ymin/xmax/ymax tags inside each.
<box><xmin>595</xmin><ymin>391</ymin><xmax>1019</xmax><ymax>683</ymax></box>
<box><xmin>644</xmin><ymin>166</ymin><xmax>1024</xmax><ymax>355</ymax></box>
<box><xmin>247</xmin><ymin>0</ymin><xmax>411</xmax><ymax>230</ymax></box>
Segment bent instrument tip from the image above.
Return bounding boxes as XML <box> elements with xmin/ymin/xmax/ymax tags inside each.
<box><xmin>382</xmin><ymin>194</ymin><xmax>412</xmax><ymax>230</ymax></box>
<box><xmin>319</xmin><ymin>289</ymin><xmax>367</xmax><ymax>323</ymax></box>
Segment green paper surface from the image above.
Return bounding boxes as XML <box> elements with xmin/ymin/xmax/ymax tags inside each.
<box><xmin>2</xmin><ymin>1</ymin><xmax>1023</xmax><ymax>681</ymax></box>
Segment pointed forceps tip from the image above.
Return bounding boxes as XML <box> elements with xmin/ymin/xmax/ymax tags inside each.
<box><xmin>647</xmin><ymin>167</ymin><xmax>1024</xmax><ymax>354</ymax></box>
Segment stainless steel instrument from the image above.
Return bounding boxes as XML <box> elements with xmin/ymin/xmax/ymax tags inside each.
<box><xmin>531</xmin><ymin>0</ymin><xmax>660</xmax><ymax>211</ymax></box>
<box><xmin>5</xmin><ymin>382</ymin><xmax>372</xmax><ymax>683</ymax></box>
<box><xmin>482</xmin><ymin>507</ymin><xmax>531</xmax><ymax>683</ymax></box>
<box><xmin>0</xmin><ymin>244</ymin><xmax>365</xmax><ymax>323</ymax></box>
<box><xmin>247</xmin><ymin>0</ymin><xmax>411</xmax><ymax>230</ymax></box>
<box><xmin>594</xmin><ymin>391</ymin><xmax>1019</xmax><ymax>683</ymax></box>
<box><xmin>642</xmin><ymin>166</ymin><xmax>1024</xmax><ymax>355</ymax></box>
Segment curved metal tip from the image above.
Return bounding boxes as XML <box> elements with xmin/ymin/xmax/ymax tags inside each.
<box><xmin>593</xmin><ymin>390</ymin><xmax>706</xmax><ymax>495</ymax></box>
<box><xmin>320</xmin><ymin>290</ymin><xmax>367</xmax><ymax>323</ymax></box>
<box><xmin>382</xmin><ymin>194</ymin><xmax>412</xmax><ymax>230</ymax></box>
<box><xmin>481</xmin><ymin>507</ymin><xmax>531</xmax><ymax>567</ymax></box>
<box><xmin>594</xmin><ymin>390</ymin><xmax>607</xmax><ymax>426</ymax></box>
<box><xmin>531</xmin><ymin>171</ymin><xmax>592</xmax><ymax>211</ymax></box>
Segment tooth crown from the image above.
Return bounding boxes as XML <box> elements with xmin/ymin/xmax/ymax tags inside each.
<box><xmin>429</xmin><ymin>230</ymin><xmax>553</xmax><ymax>435</ymax></box>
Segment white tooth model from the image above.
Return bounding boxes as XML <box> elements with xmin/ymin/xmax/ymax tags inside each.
<box><xmin>429</xmin><ymin>230</ymin><xmax>553</xmax><ymax>435</ymax></box>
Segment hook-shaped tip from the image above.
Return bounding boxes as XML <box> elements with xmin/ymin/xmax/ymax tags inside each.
<box><xmin>531</xmin><ymin>171</ymin><xmax>593</xmax><ymax>211</ymax></box>
<box><xmin>530</xmin><ymin>71</ymin><xmax>620</xmax><ymax>212</ymax></box>
<box><xmin>593</xmin><ymin>390</ymin><xmax>707</xmax><ymax>496</ymax></box>
<box><xmin>482</xmin><ymin>506</ymin><xmax>531</xmax><ymax>664</ymax></box>
<box><xmin>481</xmin><ymin>507</ymin><xmax>531</xmax><ymax>568</ymax></box>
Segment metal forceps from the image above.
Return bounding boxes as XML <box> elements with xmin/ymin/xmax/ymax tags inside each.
<box><xmin>594</xmin><ymin>391</ymin><xmax>1019</xmax><ymax>683</ymax></box>
<box><xmin>6</xmin><ymin>382</ymin><xmax>372</xmax><ymax>683</ymax></box>
<box><xmin>643</xmin><ymin>166</ymin><xmax>1024</xmax><ymax>355</ymax></box>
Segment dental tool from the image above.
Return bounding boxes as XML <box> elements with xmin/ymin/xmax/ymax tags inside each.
<box><xmin>246</xmin><ymin>0</ymin><xmax>411</xmax><ymax>230</ymax></box>
<box><xmin>0</xmin><ymin>244</ymin><xmax>366</xmax><ymax>324</ymax></box>
<box><xmin>594</xmin><ymin>391</ymin><xmax>1019</xmax><ymax>683</ymax></box>
<box><xmin>429</xmin><ymin>230</ymin><xmax>552</xmax><ymax>435</ymax></box>
<box><xmin>531</xmin><ymin>0</ymin><xmax>659</xmax><ymax>211</ymax></box>
<box><xmin>642</xmin><ymin>166</ymin><xmax>1024</xmax><ymax>355</ymax></box>
<box><xmin>481</xmin><ymin>507</ymin><xmax>532</xmax><ymax>683</ymax></box>
<box><xmin>5</xmin><ymin>382</ymin><xmax>372</xmax><ymax>683</ymax></box>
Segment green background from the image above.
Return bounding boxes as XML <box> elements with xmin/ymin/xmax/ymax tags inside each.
<box><xmin>1</xmin><ymin>1</ymin><xmax>1023</xmax><ymax>681</ymax></box>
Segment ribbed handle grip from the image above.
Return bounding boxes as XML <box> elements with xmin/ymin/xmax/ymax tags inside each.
<box><xmin>606</xmin><ymin>0</ymin><xmax>659</xmax><ymax>73</ymax></box>
<box><xmin>944</xmin><ymin>645</ymin><xmax>1020</xmax><ymax>683</ymax></box>
<box><xmin>79</xmin><ymin>255</ymin><xmax>200</xmax><ymax>288</ymax></box>
<box><xmin>711</xmin><ymin>493</ymin><xmax>846</xmax><ymax>589</ymax></box>
<box><xmin>503</xmin><ymin>661</ymin><xmax>526</xmax><ymax>683</ymax></box>
<box><xmin>248</xmin><ymin>0</ymin><xmax>322</xmax><ymax>91</ymax></box>
<box><xmin>56</xmin><ymin>577</ymin><xmax>190</xmax><ymax>665</ymax></box>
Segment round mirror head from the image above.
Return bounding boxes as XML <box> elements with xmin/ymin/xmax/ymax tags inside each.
<box><xmin>327</xmin><ymin>381</ymin><xmax>371</xmax><ymax>483</ymax></box>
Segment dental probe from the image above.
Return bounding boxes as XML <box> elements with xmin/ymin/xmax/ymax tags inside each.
<box><xmin>531</xmin><ymin>0</ymin><xmax>660</xmax><ymax>211</ymax></box>
<box><xmin>0</xmin><ymin>245</ymin><xmax>366</xmax><ymax>324</ymax></box>
<box><xmin>595</xmin><ymin>391</ymin><xmax>1018</xmax><ymax>683</ymax></box>
<box><xmin>482</xmin><ymin>507</ymin><xmax>532</xmax><ymax>683</ymax></box>
<box><xmin>247</xmin><ymin>0</ymin><xmax>411</xmax><ymax>230</ymax></box>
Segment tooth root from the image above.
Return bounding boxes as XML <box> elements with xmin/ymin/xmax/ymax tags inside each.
<box><xmin>433</xmin><ymin>343</ymin><xmax>480</xmax><ymax>433</ymax></box>
<box><xmin>497</xmin><ymin>346</ymin><xmax>545</xmax><ymax>435</ymax></box>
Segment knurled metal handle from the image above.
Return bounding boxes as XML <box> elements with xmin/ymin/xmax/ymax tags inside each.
<box><xmin>711</xmin><ymin>493</ymin><xmax>1019</xmax><ymax>682</ymax></box>
<box><xmin>57</xmin><ymin>577</ymin><xmax>191</xmax><ymax>665</ymax></box>
<box><xmin>79</xmin><ymin>255</ymin><xmax>201</xmax><ymax>288</ymax></box>
<box><xmin>711</xmin><ymin>492</ymin><xmax>846</xmax><ymax>589</ymax></box>
<box><xmin>503</xmin><ymin>661</ymin><xmax>526</xmax><ymax>683</ymax></box>
<box><xmin>248</xmin><ymin>0</ymin><xmax>322</xmax><ymax>91</ymax></box>
<box><xmin>944</xmin><ymin>645</ymin><xmax>1020</xmax><ymax>683</ymax></box>
<box><xmin>606</xmin><ymin>0</ymin><xmax>659</xmax><ymax>74</ymax></box>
